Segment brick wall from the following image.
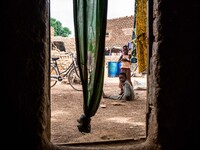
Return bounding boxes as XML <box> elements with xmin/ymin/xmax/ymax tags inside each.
<box><xmin>51</xmin><ymin>50</ymin><xmax>121</xmax><ymax>77</ymax></box>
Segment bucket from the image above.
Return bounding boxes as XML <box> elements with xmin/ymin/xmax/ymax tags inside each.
<box><xmin>117</xmin><ymin>62</ymin><xmax>122</xmax><ymax>76</ymax></box>
<box><xmin>108</xmin><ymin>62</ymin><xmax>122</xmax><ymax>77</ymax></box>
<box><xmin>108</xmin><ymin>62</ymin><xmax>118</xmax><ymax>77</ymax></box>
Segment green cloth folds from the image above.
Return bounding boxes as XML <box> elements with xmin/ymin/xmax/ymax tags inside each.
<box><xmin>73</xmin><ymin>0</ymin><xmax>108</xmax><ymax>132</ymax></box>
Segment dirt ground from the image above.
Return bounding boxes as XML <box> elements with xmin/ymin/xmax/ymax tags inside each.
<box><xmin>50</xmin><ymin>76</ymin><xmax>147</xmax><ymax>144</ymax></box>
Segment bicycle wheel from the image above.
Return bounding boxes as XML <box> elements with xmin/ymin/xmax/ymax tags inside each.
<box><xmin>68</xmin><ymin>67</ymin><xmax>82</xmax><ymax>91</ymax></box>
<box><xmin>51</xmin><ymin>65</ymin><xmax>58</xmax><ymax>87</ymax></box>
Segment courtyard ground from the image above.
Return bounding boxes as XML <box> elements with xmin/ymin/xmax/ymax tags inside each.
<box><xmin>50</xmin><ymin>75</ymin><xmax>147</xmax><ymax>145</ymax></box>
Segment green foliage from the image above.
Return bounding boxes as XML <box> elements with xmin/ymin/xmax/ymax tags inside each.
<box><xmin>50</xmin><ymin>18</ymin><xmax>71</xmax><ymax>37</ymax></box>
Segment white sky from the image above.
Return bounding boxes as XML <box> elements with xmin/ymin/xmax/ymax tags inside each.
<box><xmin>50</xmin><ymin>0</ymin><xmax>135</xmax><ymax>37</ymax></box>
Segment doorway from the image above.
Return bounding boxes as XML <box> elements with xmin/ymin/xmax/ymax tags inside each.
<box><xmin>50</xmin><ymin>0</ymin><xmax>147</xmax><ymax>144</ymax></box>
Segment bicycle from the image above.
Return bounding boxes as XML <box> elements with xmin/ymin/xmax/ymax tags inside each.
<box><xmin>50</xmin><ymin>51</ymin><xmax>82</xmax><ymax>91</ymax></box>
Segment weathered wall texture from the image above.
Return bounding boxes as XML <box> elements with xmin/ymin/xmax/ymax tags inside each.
<box><xmin>147</xmin><ymin>1</ymin><xmax>200</xmax><ymax>150</ymax></box>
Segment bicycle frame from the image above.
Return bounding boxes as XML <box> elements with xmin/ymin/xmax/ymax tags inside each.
<box><xmin>57</xmin><ymin>61</ymin><xmax>75</xmax><ymax>78</ymax></box>
<box><xmin>50</xmin><ymin>52</ymin><xmax>81</xmax><ymax>89</ymax></box>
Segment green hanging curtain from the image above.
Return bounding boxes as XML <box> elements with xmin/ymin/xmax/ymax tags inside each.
<box><xmin>73</xmin><ymin>0</ymin><xmax>108</xmax><ymax>133</ymax></box>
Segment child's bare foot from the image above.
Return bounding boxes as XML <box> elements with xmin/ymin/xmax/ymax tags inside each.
<box><xmin>119</xmin><ymin>91</ymin><xmax>124</xmax><ymax>95</ymax></box>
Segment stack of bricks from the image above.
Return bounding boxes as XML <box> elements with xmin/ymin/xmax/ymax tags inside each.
<box><xmin>51</xmin><ymin>50</ymin><xmax>73</xmax><ymax>71</ymax></box>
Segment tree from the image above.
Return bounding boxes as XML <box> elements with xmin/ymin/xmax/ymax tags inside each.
<box><xmin>50</xmin><ymin>18</ymin><xmax>71</xmax><ymax>37</ymax></box>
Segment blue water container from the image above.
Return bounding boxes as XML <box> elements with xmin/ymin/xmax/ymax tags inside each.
<box><xmin>117</xmin><ymin>62</ymin><xmax>122</xmax><ymax>76</ymax></box>
<box><xmin>108</xmin><ymin>62</ymin><xmax>118</xmax><ymax>77</ymax></box>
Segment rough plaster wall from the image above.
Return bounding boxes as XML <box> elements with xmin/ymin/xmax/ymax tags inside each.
<box><xmin>147</xmin><ymin>1</ymin><xmax>200</xmax><ymax>150</ymax></box>
<box><xmin>2</xmin><ymin>0</ymin><xmax>52</xmax><ymax>149</ymax></box>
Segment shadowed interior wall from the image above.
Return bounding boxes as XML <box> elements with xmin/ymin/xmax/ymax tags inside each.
<box><xmin>147</xmin><ymin>1</ymin><xmax>200</xmax><ymax>150</ymax></box>
<box><xmin>2</xmin><ymin>0</ymin><xmax>51</xmax><ymax>149</ymax></box>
